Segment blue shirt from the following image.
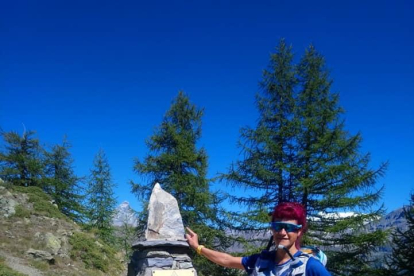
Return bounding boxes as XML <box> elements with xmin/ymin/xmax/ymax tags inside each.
<box><xmin>242</xmin><ymin>250</ymin><xmax>332</xmax><ymax>276</ymax></box>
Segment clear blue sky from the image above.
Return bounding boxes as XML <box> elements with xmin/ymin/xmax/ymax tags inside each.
<box><xmin>2</xmin><ymin>0</ymin><xmax>413</xmax><ymax>213</ymax></box>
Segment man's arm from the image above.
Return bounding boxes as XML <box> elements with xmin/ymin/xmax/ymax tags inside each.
<box><xmin>185</xmin><ymin>227</ymin><xmax>244</xmax><ymax>270</ymax></box>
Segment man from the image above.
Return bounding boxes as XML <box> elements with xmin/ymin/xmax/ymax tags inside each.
<box><xmin>186</xmin><ymin>202</ymin><xmax>331</xmax><ymax>276</ymax></box>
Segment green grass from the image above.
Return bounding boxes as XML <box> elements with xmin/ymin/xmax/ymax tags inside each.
<box><xmin>69</xmin><ymin>232</ymin><xmax>123</xmax><ymax>273</ymax></box>
<box><xmin>13</xmin><ymin>205</ymin><xmax>31</xmax><ymax>218</ymax></box>
<box><xmin>29</xmin><ymin>260</ymin><xmax>49</xmax><ymax>271</ymax></box>
<box><xmin>0</xmin><ymin>256</ymin><xmax>28</xmax><ymax>276</ymax></box>
<box><xmin>11</xmin><ymin>186</ymin><xmax>68</xmax><ymax>220</ymax></box>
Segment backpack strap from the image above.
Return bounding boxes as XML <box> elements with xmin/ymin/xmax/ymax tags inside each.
<box><xmin>289</xmin><ymin>252</ymin><xmax>312</xmax><ymax>276</ymax></box>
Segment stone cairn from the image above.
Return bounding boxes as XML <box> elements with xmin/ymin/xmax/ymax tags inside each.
<box><xmin>128</xmin><ymin>183</ymin><xmax>196</xmax><ymax>276</ymax></box>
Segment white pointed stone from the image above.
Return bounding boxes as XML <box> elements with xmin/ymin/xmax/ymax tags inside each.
<box><xmin>145</xmin><ymin>183</ymin><xmax>185</xmax><ymax>241</ymax></box>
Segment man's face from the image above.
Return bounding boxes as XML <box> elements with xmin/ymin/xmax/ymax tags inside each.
<box><xmin>271</xmin><ymin>219</ymin><xmax>302</xmax><ymax>250</ymax></box>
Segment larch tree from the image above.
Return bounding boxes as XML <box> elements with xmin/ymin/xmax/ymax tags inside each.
<box><xmin>220</xmin><ymin>40</ymin><xmax>388</xmax><ymax>275</ymax></box>
<box><xmin>131</xmin><ymin>91</ymin><xmax>239</xmax><ymax>276</ymax></box>
<box><xmin>0</xmin><ymin>129</ymin><xmax>44</xmax><ymax>187</ymax></box>
<box><xmin>43</xmin><ymin>137</ymin><xmax>85</xmax><ymax>222</ymax></box>
<box><xmin>222</xmin><ymin>40</ymin><xmax>298</xmax><ymax>229</ymax></box>
<box><xmin>294</xmin><ymin>46</ymin><xmax>387</xmax><ymax>275</ymax></box>
<box><xmin>86</xmin><ymin>149</ymin><xmax>117</xmax><ymax>244</ymax></box>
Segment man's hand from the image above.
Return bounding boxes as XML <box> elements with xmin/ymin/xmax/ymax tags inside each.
<box><xmin>185</xmin><ymin>227</ymin><xmax>199</xmax><ymax>250</ymax></box>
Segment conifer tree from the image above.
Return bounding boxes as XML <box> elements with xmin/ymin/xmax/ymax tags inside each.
<box><xmin>294</xmin><ymin>46</ymin><xmax>387</xmax><ymax>275</ymax></box>
<box><xmin>221</xmin><ymin>41</ymin><xmax>387</xmax><ymax>275</ymax></box>
<box><xmin>87</xmin><ymin>149</ymin><xmax>117</xmax><ymax>244</ymax></box>
<box><xmin>131</xmin><ymin>91</ymin><xmax>238</xmax><ymax>276</ymax></box>
<box><xmin>43</xmin><ymin>138</ymin><xmax>85</xmax><ymax>222</ymax></box>
<box><xmin>0</xmin><ymin>130</ymin><xmax>44</xmax><ymax>187</ymax></box>
<box><xmin>384</xmin><ymin>192</ymin><xmax>414</xmax><ymax>276</ymax></box>
<box><xmin>223</xmin><ymin>40</ymin><xmax>298</xmax><ymax>229</ymax></box>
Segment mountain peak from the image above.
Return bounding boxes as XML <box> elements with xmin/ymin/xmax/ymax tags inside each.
<box><xmin>112</xmin><ymin>201</ymin><xmax>138</xmax><ymax>227</ymax></box>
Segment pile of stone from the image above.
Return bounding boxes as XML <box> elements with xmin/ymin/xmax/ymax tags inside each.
<box><xmin>128</xmin><ymin>184</ymin><xmax>195</xmax><ymax>276</ymax></box>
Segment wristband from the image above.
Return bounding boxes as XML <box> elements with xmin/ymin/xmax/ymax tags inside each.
<box><xmin>196</xmin><ymin>245</ymin><xmax>205</xmax><ymax>255</ymax></box>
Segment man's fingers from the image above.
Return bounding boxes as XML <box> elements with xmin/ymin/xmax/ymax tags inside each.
<box><xmin>186</xmin><ymin>227</ymin><xmax>195</xmax><ymax>235</ymax></box>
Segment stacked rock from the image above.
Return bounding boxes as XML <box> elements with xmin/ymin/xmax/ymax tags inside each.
<box><xmin>128</xmin><ymin>184</ymin><xmax>195</xmax><ymax>276</ymax></box>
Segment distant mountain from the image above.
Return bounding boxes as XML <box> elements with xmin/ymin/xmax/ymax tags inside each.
<box><xmin>112</xmin><ymin>201</ymin><xmax>138</xmax><ymax>227</ymax></box>
<box><xmin>366</xmin><ymin>207</ymin><xmax>408</xmax><ymax>232</ymax></box>
<box><xmin>225</xmin><ymin>208</ymin><xmax>408</xmax><ymax>255</ymax></box>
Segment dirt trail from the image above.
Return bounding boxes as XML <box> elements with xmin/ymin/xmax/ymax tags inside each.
<box><xmin>0</xmin><ymin>250</ymin><xmax>44</xmax><ymax>276</ymax></box>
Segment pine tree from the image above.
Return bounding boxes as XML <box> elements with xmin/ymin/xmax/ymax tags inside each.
<box><xmin>0</xmin><ymin>130</ymin><xmax>44</xmax><ymax>187</ymax></box>
<box><xmin>131</xmin><ymin>91</ymin><xmax>239</xmax><ymax>276</ymax></box>
<box><xmin>294</xmin><ymin>46</ymin><xmax>387</xmax><ymax>275</ymax></box>
<box><xmin>43</xmin><ymin>138</ymin><xmax>85</xmax><ymax>222</ymax></box>
<box><xmin>87</xmin><ymin>149</ymin><xmax>117</xmax><ymax>244</ymax></box>
<box><xmin>384</xmin><ymin>192</ymin><xmax>414</xmax><ymax>276</ymax></box>
<box><xmin>222</xmin><ymin>40</ymin><xmax>298</xmax><ymax>229</ymax></box>
<box><xmin>220</xmin><ymin>41</ymin><xmax>387</xmax><ymax>275</ymax></box>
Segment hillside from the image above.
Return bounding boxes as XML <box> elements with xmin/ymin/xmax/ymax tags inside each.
<box><xmin>0</xmin><ymin>183</ymin><xmax>126</xmax><ymax>276</ymax></box>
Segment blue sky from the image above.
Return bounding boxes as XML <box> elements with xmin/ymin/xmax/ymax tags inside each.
<box><xmin>2</xmin><ymin>0</ymin><xmax>413</xmax><ymax>213</ymax></box>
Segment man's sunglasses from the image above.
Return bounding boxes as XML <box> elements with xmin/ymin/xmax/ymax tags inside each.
<box><xmin>270</xmin><ymin>222</ymin><xmax>302</xmax><ymax>232</ymax></box>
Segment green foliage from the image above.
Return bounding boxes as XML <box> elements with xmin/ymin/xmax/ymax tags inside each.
<box><xmin>0</xmin><ymin>130</ymin><xmax>44</xmax><ymax>187</ymax></box>
<box><xmin>0</xmin><ymin>131</ymin><xmax>85</xmax><ymax>222</ymax></box>
<box><xmin>12</xmin><ymin>186</ymin><xmax>68</xmax><ymax>220</ymax></box>
<box><xmin>115</xmin><ymin>220</ymin><xmax>137</xmax><ymax>261</ymax></box>
<box><xmin>0</xmin><ymin>256</ymin><xmax>28</xmax><ymax>276</ymax></box>
<box><xmin>85</xmin><ymin>149</ymin><xmax>117</xmax><ymax>245</ymax></box>
<box><xmin>43</xmin><ymin>138</ymin><xmax>85</xmax><ymax>223</ymax></box>
<box><xmin>12</xmin><ymin>185</ymin><xmax>50</xmax><ymax>201</ymax></box>
<box><xmin>69</xmin><ymin>232</ymin><xmax>122</xmax><ymax>273</ymax></box>
<box><xmin>131</xmin><ymin>91</ymin><xmax>238</xmax><ymax>276</ymax></box>
<box><xmin>383</xmin><ymin>193</ymin><xmax>414</xmax><ymax>276</ymax></box>
<box><xmin>220</xmin><ymin>40</ymin><xmax>387</xmax><ymax>275</ymax></box>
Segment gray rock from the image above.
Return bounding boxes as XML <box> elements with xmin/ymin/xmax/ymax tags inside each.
<box><xmin>145</xmin><ymin>183</ymin><xmax>185</xmax><ymax>241</ymax></box>
<box><xmin>146</xmin><ymin>257</ymin><xmax>174</xmax><ymax>267</ymax></box>
<box><xmin>132</xmin><ymin>240</ymin><xmax>189</xmax><ymax>249</ymax></box>
<box><xmin>146</xmin><ymin>251</ymin><xmax>172</xmax><ymax>258</ymax></box>
<box><xmin>128</xmin><ymin>183</ymin><xmax>196</xmax><ymax>276</ymax></box>
<box><xmin>27</xmin><ymin>249</ymin><xmax>55</xmax><ymax>263</ymax></box>
<box><xmin>0</xmin><ymin>196</ymin><xmax>17</xmax><ymax>218</ymax></box>
<box><xmin>45</xmin><ymin>233</ymin><xmax>61</xmax><ymax>255</ymax></box>
<box><xmin>179</xmin><ymin>262</ymin><xmax>193</xmax><ymax>269</ymax></box>
<box><xmin>172</xmin><ymin>255</ymin><xmax>191</xmax><ymax>262</ymax></box>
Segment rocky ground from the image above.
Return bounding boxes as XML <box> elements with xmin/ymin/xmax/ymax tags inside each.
<box><xmin>0</xmin><ymin>184</ymin><xmax>126</xmax><ymax>276</ymax></box>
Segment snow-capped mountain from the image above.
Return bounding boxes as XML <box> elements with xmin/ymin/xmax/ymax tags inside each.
<box><xmin>112</xmin><ymin>201</ymin><xmax>138</xmax><ymax>227</ymax></box>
